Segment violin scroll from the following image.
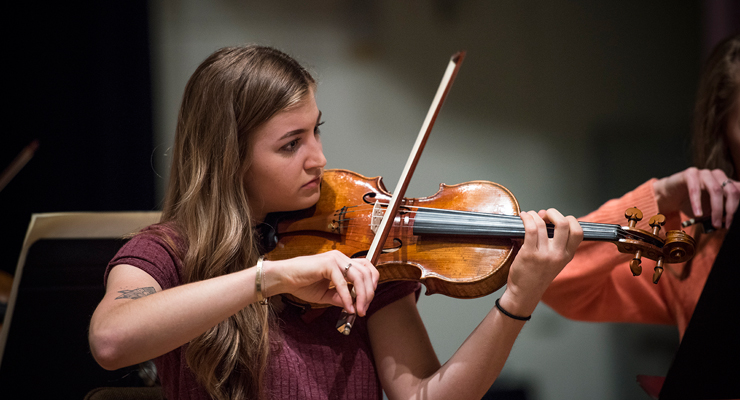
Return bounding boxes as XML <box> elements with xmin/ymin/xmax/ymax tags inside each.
<box><xmin>616</xmin><ymin>207</ymin><xmax>696</xmax><ymax>284</ymax></box>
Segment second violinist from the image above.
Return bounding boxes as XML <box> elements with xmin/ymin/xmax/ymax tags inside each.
<box><xmin>88</xmin><ymin>44</ymin><xmax>584</xmax><ymax>400</ymax></box>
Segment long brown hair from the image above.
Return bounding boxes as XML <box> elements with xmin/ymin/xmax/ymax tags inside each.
<box><xmin>675</xmin><ymin>34</ymin><xmax>740</xmax><ymax>281</ymax></box>
<box><xmin>692</xmin><ymin>33</ymin><xmax>740</xmax><ymax>179</ymax></box>
<box><xmin>161</xmin><ymin>45</ymin><xmax>315</xmax><ymax>400</ymax></box>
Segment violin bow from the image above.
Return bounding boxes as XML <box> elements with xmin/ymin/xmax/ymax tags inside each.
<box><xmin>337</xmin><ymin>51</ymin><xmax>466</xmax><ymax>335</ymax></box>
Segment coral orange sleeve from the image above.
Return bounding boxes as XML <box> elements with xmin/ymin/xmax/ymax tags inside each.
<box><xmin>542</xmin><ymin>178</ymin><xmax>724</xmax><ymax>339</ymax></box>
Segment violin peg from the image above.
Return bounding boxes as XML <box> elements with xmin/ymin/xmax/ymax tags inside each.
<box><xmin>625</xmin><ymin>207</ymin><xmax>643</xmax><ymax>228</ymax></box>
<box><xmin>630</xmin><ymin>249</ymin><xmax>643</xmax><ymax>276</ymax></box>
<box><xmin>653</xmin><ymin>257</ymin><xmax>664</xmax><ymax>284</ymax></box>
<box><xmin>649</xmin><ymin>214</ymin><xmax>667</xmax><ymax>235</ymax></box>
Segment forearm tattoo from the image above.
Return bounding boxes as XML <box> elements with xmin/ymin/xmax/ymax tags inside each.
<box><xmin>115</xmin><ymin>287</ymin><xmax>156</xmax><ymax>300</ymax></box>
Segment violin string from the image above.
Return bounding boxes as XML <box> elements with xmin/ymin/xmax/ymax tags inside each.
<box><xmin>334</xmin><ymin>204</ymin><xmax>616</xmax><ymax>230</ymax></box>
<box><xmin>331</xmin><ymin>203</ymin><xmax>627</xmax><ymax>241</ymax></box>
<box><xmin>337</xmin><ymin>202</ymin><xmax>621</xmax><ymax>230</ymax></box>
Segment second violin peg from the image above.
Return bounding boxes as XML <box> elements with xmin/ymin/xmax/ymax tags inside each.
<box><xmin>630</xmin><ymin>250</ymin><xmax>643</xmax><ymax>276</ymax></box>
<box><xmin>653</xmin><ymin>257</ymin><xmax>664</xmax><ymax>284</ymax></box>
<box><xmin>649</xmin><ymin>214</ymin><xmax>667</xmax><ymax>235</ymax></box>
<box><xmin>625</xmin><ymin>207</ymin><xmax>643</xmax><ymax>228</ymax></box>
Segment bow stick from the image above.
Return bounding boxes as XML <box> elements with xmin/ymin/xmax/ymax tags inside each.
<box><xmin>337</xmin><ymin>51</ymin><xmax>466</xmax><ymax>335</ymax></box>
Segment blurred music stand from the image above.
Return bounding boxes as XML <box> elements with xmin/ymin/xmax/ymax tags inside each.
<box><xmin>658</xmin><ymin>211</ymin><xmax>740</xmax><ymax>399</ymax></box>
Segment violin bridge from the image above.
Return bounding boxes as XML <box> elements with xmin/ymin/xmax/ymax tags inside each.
<box><xmin>370</xmin><ymin>201</ymin><xmax>383</xmax><ymax>234</ymax></box>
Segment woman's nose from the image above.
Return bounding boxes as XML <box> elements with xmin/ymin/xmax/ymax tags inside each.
<box><xmin>305</xmin><ymin>135</ymin><xmax>327</xmax><ymax>170</ymax></box>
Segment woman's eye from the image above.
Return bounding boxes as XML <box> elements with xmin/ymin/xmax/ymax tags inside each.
<box><xmin>282</xmin><ymin>139</ymin><xmax>299</xmax><ymax>152</ymax></box>
<box><xmin>315</xmin><ymin>121</ymin><xmax>325</xmax><ymax>134</ymax></box>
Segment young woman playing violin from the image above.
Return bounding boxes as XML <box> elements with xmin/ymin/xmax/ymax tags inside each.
<box><xmin>88</xmin><ymin>45</ymin><xmax>584</xmax><ymax>400</ymax></box>
<box><xmin>542</xmin><ymin>33</ymin><xmax>740</xmax><ymax>340</ymax></box>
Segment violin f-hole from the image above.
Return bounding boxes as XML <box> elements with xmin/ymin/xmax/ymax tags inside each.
<box><xmin>349</xmin><ymin>238</ymin><xmax>403</xmax><ymax>259</ymax></box>
<box><xmin>363</xmin><ymin>192</ymin><xmax>376</xmax><ymax>204</ymax></box>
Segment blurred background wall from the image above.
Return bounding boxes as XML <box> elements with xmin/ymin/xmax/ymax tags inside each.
<box><xmin>2</xmin><ymin>1</ymin><xmax>738</xmax><ymax>399</ymax></box>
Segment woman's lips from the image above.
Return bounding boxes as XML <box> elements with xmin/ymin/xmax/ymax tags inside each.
<box><xmin>302</xmin><ymin>176</ymin><xmax>321</xmax><ymax>189</ymax></box>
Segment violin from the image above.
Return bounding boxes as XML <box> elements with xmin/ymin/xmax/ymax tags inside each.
<box><xmin>263</xmin><ymin>169</ymin><xmax>696</xmax><ymax>299</ymax></box>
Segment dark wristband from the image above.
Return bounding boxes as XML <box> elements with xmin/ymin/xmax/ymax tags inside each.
<box><xmin>495</xmin><ymin>298</ymin><xmax>532</xmax><ymax>321</ymax></box>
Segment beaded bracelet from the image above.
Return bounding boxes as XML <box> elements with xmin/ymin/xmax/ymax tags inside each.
<box><xmin>495</xmin><ymin>298</ymin><xmax>531</xmax><ymax>321</ymax></box>
<box><xmin>255</xmin><ymin>256</ymin><xmax>268</xmax><ymax>305</ymax></box>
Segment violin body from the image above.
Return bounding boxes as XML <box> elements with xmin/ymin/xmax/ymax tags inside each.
<box><xmin>267</xmin><ymin>169</ymin><xmax>522</xmax><ymax>299</ymax></box>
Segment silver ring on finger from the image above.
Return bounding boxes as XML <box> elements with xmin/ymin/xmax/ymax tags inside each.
<box><xmin>722</xmin><ymin>179</ymin><xmax>733</xmax><ymax>188</ymax></box>
<box><xmin>343</xmin><ymin>262</ymin><xmax>352</xmax><ymax>279</ymax></box>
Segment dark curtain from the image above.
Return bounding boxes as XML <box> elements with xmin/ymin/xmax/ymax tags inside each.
<box><xmin>2</xmin><ymin>1</ymin><xmax>155</xmax><ymax>276</ymax></box>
